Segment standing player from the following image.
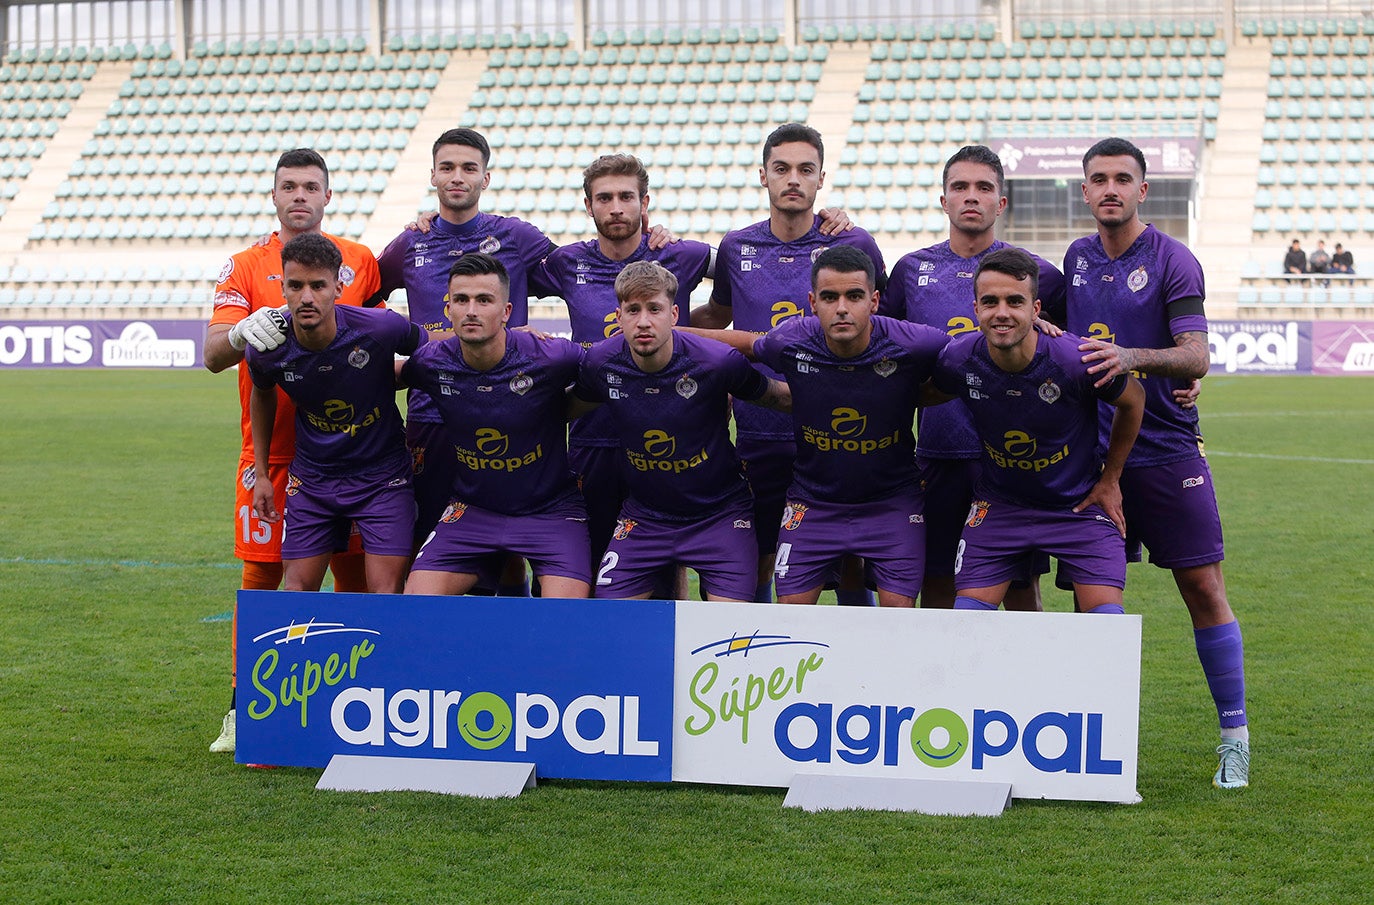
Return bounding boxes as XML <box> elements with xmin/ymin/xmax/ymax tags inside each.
<box><xmin>246</xmin><ymin>234</ymin><xmax>423</xmax><ymax>594</ymax></box>
<box><xmin>929</xmin><ymin>249</ymin><xmax>1144</xmax><ymax>613</ymax></box>
<box><xmin>691</xmin><ymin>123</ymin><xmax>886</xmax><ymax>604</ymax></box>
<box><xmin>1067</xmin><ymin>137</ymin><xmax>1251</xmax><ymax>789</ymax></box>
<box><xmin>881</xmin><ymin>145</ymin><xmax>1066</xmax><ymax>609</ymax></box>
<box><xmin>202</xmin><ymin>148</ymin><xmax>381</xmax><ymax>754</ymax></box>
<box><xmin>377</xmin><ymin>128</ymin><xmax>557</xmax><ymax>565</ymax></box>
<box><xmin>572</xmin><ymin>262</ymin><xmax>790</xmax><ymax>601</ymax></box>
<box><xmin>695</xmin><ymin>246</ymin><xmax>948</xmax><ymax>606</ymax></box>
<box><xmin>399</xmin><ymin>254</ymin><xmax>591</xmax><ymax>598</ymax></box>
<box><xmin>539</xmin><ymin>154</ymin><xmax>712</xmax><ymax>572</ymax></box>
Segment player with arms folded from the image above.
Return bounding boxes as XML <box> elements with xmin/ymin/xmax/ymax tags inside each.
<box><xmin>571</xmin><ymin>261</ymin><xmax>790</xmax><ymax>601</ymax></box>
<box><xmin>246</xmin><ymin>234</ymin><xmax>423</xmax><ymax>595</ymax></box>
<box><xmin>1067</xmin><ymin>137</ymin><xmax>1251</xmax><ymax>789</ymax></box>
<box><xmin>399</xmin><ymin>254</ymin><xmax>591</xmax><ymax>598</ymax></box>
<box><xmin>929</xmin><ymin>248</ymin><xmax>1144</xmax><ymax>615</ymax></box>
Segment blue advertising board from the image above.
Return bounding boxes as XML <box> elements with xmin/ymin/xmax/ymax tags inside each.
<box><xmin>236</xmin><ymin>591</ymin><xmax>675</xmax><ymax>781</ymax></box>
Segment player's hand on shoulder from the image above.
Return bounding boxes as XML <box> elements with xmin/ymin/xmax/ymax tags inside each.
<box><xmin>406</xmin><ymin>210</ymin><xmax>439</xmax><ymax>233</ymax></box>
<box><xmin>513</xmin><ymin>324</ymin><xmax>554</xmax><ymax>340</ymax></box>
<box><xmin>645</xmin><ymin>216</ymin><xmax>679</xmax><ymax>249</ymax></box>
<box><xmin>1078</xmin><ymin>338</ymin><xmax>1133</xmax><ymax>387</ymax></box>
<box><xmin>228</xmin><ymin>305</ymin><xmax>289</xmax><ymax>352</ymax></box>
<box><xmin>1033</xmin><ymin>316</ymin><xmax>1064</xmax><ymax>338</ymax></box>
<box><xmin>1174</xmin><ymin>378</ymin><xmax>1201</xmax><ymax>409</ymax></box>
<box><xmin>816</xmin><ymin>208</ymin><xmax>853</xmax><ymax>235</ymax></box>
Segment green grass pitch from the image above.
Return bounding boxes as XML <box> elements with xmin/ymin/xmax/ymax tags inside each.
<box><xmin>0</xmin><ymin>369</ymin><xmax>1370</xmax><ymax>903</ymax></box>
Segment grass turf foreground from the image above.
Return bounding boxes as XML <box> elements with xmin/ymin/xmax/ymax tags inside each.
<box><xmin>0</xmin><ymin>369</ymin><xmax>1370</xmax><ymax>904</ymax></box>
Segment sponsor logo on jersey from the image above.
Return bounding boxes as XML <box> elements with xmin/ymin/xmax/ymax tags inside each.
<box><xmin>479</xmin><ymin>236</ymin><xmax>501</xmax><ymax>254</ymax></box>
<box><xmin>456</xmin><ymin>429</ymin><xmax>545</xmax><ymax>473</ymax></box>
<box><xmin>414</xmin><ymin>256</ymin><xmax>431</xmax><ymax>267</ymax></box>
<box><xmin>741</xmin><ymin>244</ymin><xmax>756</xmax><ymax>256</ymax></box>
<box><xmin>740</xmin><ymin>260</ymin><xmax>754</xmax><ymax>272</ymax></box>
<box><xmin>675</xmin><ymin>375</ymin><xmax>697</xmax><ymax>399</ymax></box>
<box><xmin>984</xmin><ymin>431</ymin><xmax>1070</xmax><ymax>473</ymax></box>
<box><xmin>510</xmin><ymin>373</ymin><xmax>533</xmax><ymax>396</ymax></box>
<box><xmin>613</xmin><ymin>518</ymin><xmax>637</xmax><ymax>540</ymax></box>
<box><xmin>965</xmin><ymin>373</ymin><xmax>982</xmax><ymax>387</ymax></box>
<box><xmin>770</xmin><ymin>301</ymin><xmax>806</xmax><ymax>327</ymax></box>
<box><xmin>1127</xmin><ymin>266</ymin><xmax>1149</xmax><ymax>292</ymax></box>
<box><xmin>1038</xmin><ymin>379</ymin><xmax>1061</xmax><ymax>404</ymax></box>
<box><xmin>283</xmin><ymin>370</ymin><xmax>299</xmax><ymax>382</ymax></box>
<box><xmin>1075</xmin><ymin>256</ymin><xmax>1088</xmax><ymax>272</ymax></box>
<box><xmin>240</xmin><ymin>463</ymin><xmax>257</xmax><ymax>490</ymax></box>
<box><xmin>305</xmin><ymin>401</ymin><xmax>385</xmax><ymax>438</ymax></box>
<box><xmin>286</xmin><ymin>473</ymin><xmax>302</xmax><ymax>496</ymax></box>
<box><xmin>781</xmin><ymin>502</ymin><xmax>808</xmax><ymax>531</ymax></box>
<box><xmin>779</xmin><ymin>256</ymin><xmax>795</xmax><ymax>264</ymax></box>
<box><xmin>217</xmin><ymin>259</ymin><xmax>235</xmax><ymax>283</ymax></box>
<box><xmin>919</xmin><ymin>260</ymin><xmax>936</xmax><ymax>273</ymax></box>
<box><xmin>214</xmin><ymin>290</ymin><xmax>249</xmax><ymax>311</ymax></box>
<box><xmin>440</xmin><ymin>501</ymin><xmax>467</xmax><ymax>523</ymax></box>
<box><xmin>348</xmin><ymin>346</ymin><xmax>370</xmax><ymax>369</ymax></box>
<box><xmin>1182</xmin><ymin>475</ymin><xmax>1206</xmax><ymax>489</ymax></box>
<box><xmin>1072</xmin><ymin>274</ymin><xmax>1087</xmax><ymax>287</ymax></box>
<box><xmin>965</xmin><ymin>499</ymin><xmax>990</xmax><ymax>528</ymax></box>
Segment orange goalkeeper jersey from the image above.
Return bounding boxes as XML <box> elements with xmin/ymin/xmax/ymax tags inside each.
<box><xmin>208</xmin><ymin>231</ymin><xmax>383</xmax><ymax>464</ymax></box>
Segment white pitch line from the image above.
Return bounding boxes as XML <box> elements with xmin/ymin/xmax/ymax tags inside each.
<box><xmin>1204</xmin><ymin>410</ymin><xmax>1374</xmax><ymax>418</ymax></box>
<box><xmin>1208</xmin><ymin>451</ymin><xmax>1374</xmax><ymax>465</ymax></box>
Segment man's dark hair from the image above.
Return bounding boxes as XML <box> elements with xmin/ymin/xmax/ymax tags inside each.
<box><xmin>943</xmin><ymin>144</ymin><xmax>1005</xmax><ymax>194</ymax></box>
<box><xmin>811</xmin><ymin>245</ymin><xmax>875</xmax><ymax>290</ymax></box>
<box><xmin>449</xmin><ymin>252</ymin><xmax>510</xmax><ymax>295</ymax></box>
<box><xmin>1082</xmin><ymin>137</ymin><xmax>1147</xmax><ymax>180</ymax></box>
<box><xmin>974</xmin><ymin>247</ymin><xmax>1040</xmax><ymax>301</ymax></box>
<box><xmin>433</xmin><ymin>127</ymin><xmax>491</xmax><ymax>166</ymax></box>
<box><xmin>275</xmin><ymin>148</ymin><xmax>329</xmax><ymax>188</ymax></box>
<box><xmin>762</xmin><ymin>122</ymin><xmax>824</xmax><ymax>167</ymax></box>
<box><xmin>280</xmin><ymin>232</ymin><xmax>343</xmax><ymax>274</ymax></box>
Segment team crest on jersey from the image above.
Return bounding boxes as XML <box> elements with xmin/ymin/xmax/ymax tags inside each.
<box><xmin>240</xmin><ymin>464</ymin><xmax>257</xmax><ymax>490</ymax></box>
<box><xmin>410</xmin><ymin>447</ymin><xmax>425</xmax><ymax>475</ymax></box>
<box><xmin>1038</xmin><ymin>379</ymin><xmax>1061</xmax><ymax>404</ymax></box>
<box><xmin>510</xmin><ymin>373</ymin><xmax>533</xmax><ymax>396</ymax></box>
<box><xmin>217</xmin><ymin>258</ymin><xmax>235</xmax><ymax>284</ymax></box>
<box><xmin>479</xmin><ymin>236</ymin><xmax>501</xmax><ymax>254</ymax></box>
<box><xmin>781</xmin><ymin>502</ymin><xmax>808</xmax><ymax>531</ymax></box>
<box><xmin>873</xmin><ymin>359</ymin><xmax>897</xmax><ymax>378</ymax></box>
<box><xmin>676</xmin><ymin>375</ymin><xmax>698</xmax><ymax>399</ymax></box>
<box><xmin>965</xmin><ymin>499</ymin><xmax>990</xmax><ymax>528</ymax></box>
<box><xmin>338</xmin><ymin>264</ymin><xmax>356</xmax><ymax>287</ymax></box>
<box><xmin>440</xmin><ymin>501</ymin><xmax>468</xmax><ymax>523</ymax></box>
<box><xmin>1127</xmin><ymin>266</ymin><xmax>1149</xmax><ymax>292</ymax></box>
<box><xmin>286</xmin><ymin>473</ymin><xmax>302</xmax><ymax>496</ymax></box>
<box><xmin>613</xmin><ymin>519</ymin><xmax>637</xmax><ymax>540</ymax></box>
<box><xmin>348</xmin><ymin>346</ymin><xmax>370</xmax><ymax>369</ymax></box>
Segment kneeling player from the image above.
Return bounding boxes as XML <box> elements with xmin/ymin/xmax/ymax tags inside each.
<box><xmin>400</xmin><ymin>253</ymin><xmax>591</xmax><ymax>598</ymax></box>
<box><xmin>572</xmin><ymin>261</ymin><xmax>790</xmax><ymax>601</ymax></box>
<box><xmin>247</xmin><ymin>234</ymin><xmax>423</xmax><ymax>593</ymax></box>
<box><xmin>930</xmin><ymin>248</ymin><xmax>1144</xmax><ymax>612</ymax></box>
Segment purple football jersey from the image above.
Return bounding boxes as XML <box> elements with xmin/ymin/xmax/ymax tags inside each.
<box><xmin>573</xmin><ymin>331</ymin><xmax>768</xmax><ymax>521</ymax></box>
<box><xmin>400</xmin><ymin>330</ymin><xmax>583</xmax><ymax>516</ymax></box>
<box><xmin>247</xmin><ymin>305</ymin><xmax>421</xmax><ymax>476</ymax></box>
<box><xmin>378</xmin><ymin>212</ymin><xmax>556</xmax><ymax>424</ymax></box>
<box><xmin>712</xmin><ymin>216</ymin><xmax>886</xmax><ymax>443</ymax></box>
<box><xmin>754</xmin><ymin>315</ymin><xmax>948</xmax><ymax>503</ymax></box>
<box><xmin>883</xmin><ymin>240</ymin><xmax>1068</xmax><ymax>459</ymax></box>
<box><xmin>1064</xmin><ymin>224</ymin><xmax>1208</xmax><ymax>466</ymax></box>
<box><xmin>541</xmin><ymin>236</ymin><xmax>712</xmax><ymax>448</ymax></box>
<box><xmin>933</xmin><ymin>331</ymin><xmax>1129</xmax><ymax>509</ymax></box>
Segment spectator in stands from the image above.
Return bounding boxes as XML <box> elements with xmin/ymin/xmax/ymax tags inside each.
<box><xmin>1283</xmin><ymin>239</ymin><xmax>1306</xmax><ymax>274</ymax></box>
<box><xmin>1331</xmin><ymin>243</ymin><xmax>1354</xmax><ymax>274</ymax></box>
<box><xmin>1308</xmin><ymin>240</ymin><xmax>1331</xmax><ymax>275</ymax></box>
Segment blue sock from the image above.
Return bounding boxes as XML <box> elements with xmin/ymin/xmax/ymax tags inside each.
<box><xmin>754</xmin><ymin>581</ymin><xmax>773</xmax><ymax>604</ymax></box>
<box><xmin>954</xmin><ymin>595</ymin><xmax>999</xmax><ymax>611</ymax></box>
<box><xmin>1195</xmin><ymin>621</ymin><xmax>1247</xmax><ymax>729</ymax></box>
<box><xmin>835</xmin><ymin>588</ymin><xmax>876</xmax><ymax>607</ymax></box>
<box><xmin>1084</xmin><ymin>602</ymin><xmax>1125</xmax><ymax>614</ymax></box>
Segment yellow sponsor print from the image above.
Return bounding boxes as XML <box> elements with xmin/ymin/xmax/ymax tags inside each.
<box><xmin>602</xmin><ymin>311</ymin><xmax>622</xmax><ymax>339</ymax></box>
<box><xmin>625</xmin><ymin>428</ymin><xmax>709</xmax><ymax>473</ymax></box>
<box><xmin>770</xmin><ymin>300</ymin><xmax>807</xmax><ymax>327</ymax></box>
<box><xmin>946</xmin><ymin>315</ymin><xmax>979</xmax><ymax>337</ymax></box>
<box><xmin>456</xmin><ymin>428</ymin><xmax>544</xmax><ymax>471</ymax></box>
<box><xmin>985</xmin><ymin>429</ymin><xmax>1070</xmax><ymax>472</ymax></box>
<box><xmin>801</xmin><ymin>406</ymin><xmax>898</xmax><ymax>454</ymax></box>
<box><xmin>304</xmin><ymin>402</ymin><xmax>384</xmax><ymax>437</ymax></box>
<box><xmin>1086</xmin><ymin>322</ymin><xmax>1146</xmax><ymax>379</ymax></box>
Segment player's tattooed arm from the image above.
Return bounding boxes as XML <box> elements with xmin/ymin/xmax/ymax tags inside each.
<box><xmin>747</xmin><ymin>377</ymin><xmax>792</xmax><ymax>413</ymax></box>
<box><xmin>1074</xmin><ymin>376</ymin><xmax>1145</xmax><ymax>535</ymax></box>
<box><xmin>1078</xmin><ymin>330</ymin><xmax>1209</xmax><ymax>388</ymax></box>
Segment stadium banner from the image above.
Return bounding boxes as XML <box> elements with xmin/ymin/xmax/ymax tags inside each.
<box><xmin>994</xmin><ymin>137</ymin><xmax>1201</xmax><ymax>178</ymax></box>
<box><xmin>235</xmin><ymin>591</ymin><xmax>676</xmax><ymax>781</ymax></box>
<box><xmin>1208</xmin><ymin>320</ymin><xmax>1311</xmax><ymax>374</ymax></box>
<box><xmin>672</xmin><ymin>603</ymin><xmax>1142</xmax><ymax>803</ymax></box>
<box><xmin>1310</xmin><ymin>321</ymin><xmax>1374</xmax><ymax>375</ymax></box>
<box><xmin>0</xmin><ymin>319</ymin><xmax>203</xmax><ymax>369</ymax></box>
